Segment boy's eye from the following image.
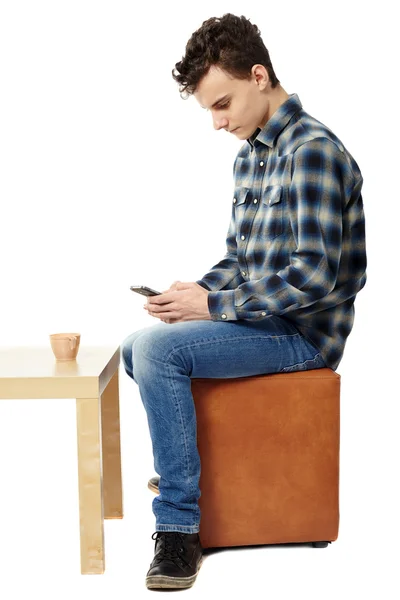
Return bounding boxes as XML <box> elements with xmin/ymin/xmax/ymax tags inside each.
<box><xmin>218</xmin><ymin>102</ymin><xmax>230</xmax><ymax>109</ymax></box>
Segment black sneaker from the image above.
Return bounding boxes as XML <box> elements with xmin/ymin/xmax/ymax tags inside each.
<box><xmin>146</xmin><ymin>531</ymin><xmax>203</xmax><ymax>589</ymax></box>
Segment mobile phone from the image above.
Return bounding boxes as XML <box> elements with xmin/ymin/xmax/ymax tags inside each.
<box><xmin>130</xmin><ymin>285</ymin><xmax>161</xmax><ymax>297</ymax></box>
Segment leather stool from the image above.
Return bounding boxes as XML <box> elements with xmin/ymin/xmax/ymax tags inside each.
<box><xmin>150</xmin><ymin>367</ymin><xmax>340</xmax><ymax>549</ymax></box>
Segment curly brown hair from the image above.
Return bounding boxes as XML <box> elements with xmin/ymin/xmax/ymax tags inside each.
<box><xmin>172</xmin><ymin>13</ymin><xmax>280</xmax><ymax>99</ymax></box>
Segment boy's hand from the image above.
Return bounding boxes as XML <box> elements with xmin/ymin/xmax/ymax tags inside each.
<box><xmin>143</xmin><ymin>281</ymin><xmax>211</xmax><ymax>323</ymax></box>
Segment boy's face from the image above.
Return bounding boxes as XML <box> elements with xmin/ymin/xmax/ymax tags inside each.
<box><xmin>194</xmin><ymin>64</ymin><xmax>271</xmax><ymax>140</ymax></box>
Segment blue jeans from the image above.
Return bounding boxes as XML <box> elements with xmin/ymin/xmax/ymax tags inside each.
<box><xmin>120</xmin><ymin>316</ymin><xmax>326</xmax><ymax>534</ymax></box>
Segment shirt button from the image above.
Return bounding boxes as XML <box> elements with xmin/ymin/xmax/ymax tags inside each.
<box><xmin>242</xmin><ymin>271</ymin><xmax>246</xmax><ymax>276</ymax></box>
<box><xmin>253</xmin><ymin>198</ymin><xmax>258</xmax><ymax>204</ymax></box>
<box><xmin>260</xmin><ymin>161</ymin><xmax>264</xmax><ymax>166</ymax></box>
<box><xmin>261</xmin><ymin>312</ymin><xmax>266</xmax><ymax>316</ymax></box>
<box><xmin>233</xmin><ymin>198</ymin><xmax>236</xmax><ymax>203</ymax></box>
<box><xmin>221</xmin><ymin>314</ymin><xmax>227</xmax><ymax>319</ymax></box>
<box><xmin>241</xmin><ymin>235</ymin><xmax>245</xmax><ymax>240</ymax></box>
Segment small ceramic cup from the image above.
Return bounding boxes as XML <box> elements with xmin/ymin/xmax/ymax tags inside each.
<box><xmin>49</xmin><ymin>333</ymin><xmax>81</xmax><ymax>361</ymax></box>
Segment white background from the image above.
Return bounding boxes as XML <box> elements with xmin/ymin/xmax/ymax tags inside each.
<box><xmin>0</xmin><ymin>0</ymin><xmax>398</xmax><ymax>597</ymax></box>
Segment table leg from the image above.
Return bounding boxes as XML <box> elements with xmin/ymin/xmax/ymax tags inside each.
<box><xmin>76</xmin><ymin>396</ymin><xmax>105</xmax><ymax>574</ymax></box>
<box><xmin>101</xmin><ymin>368</ymin><xmax>123</xmax><ymax>519</ymax></box>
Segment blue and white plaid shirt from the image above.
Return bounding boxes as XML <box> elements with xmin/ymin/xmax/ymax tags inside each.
<box><xmin>196</xmin><ymin>93</ymin><xmax>367</xmax><ymax>371</ymax></box>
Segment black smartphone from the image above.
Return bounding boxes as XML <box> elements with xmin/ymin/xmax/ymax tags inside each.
<box><xmin>130</xmin><ymin>285</ymin><xmax>161</xmax><ymax>297</ymax></box>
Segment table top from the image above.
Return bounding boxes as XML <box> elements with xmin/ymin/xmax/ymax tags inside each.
<box><xmin>0</xmin><ymin>345</ymin><xmax>121</xmax><ymax>399</ymax></box>
<box><xmin>0</xmin><ymin>345</ymin><xmax>120</xmax><ymax>378</ymax></box>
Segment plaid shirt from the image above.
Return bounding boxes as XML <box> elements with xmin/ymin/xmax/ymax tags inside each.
<box><xmin>196</xmin><ymin>93</ymin><xmax>367</xmax><ymax>371</ymax></box>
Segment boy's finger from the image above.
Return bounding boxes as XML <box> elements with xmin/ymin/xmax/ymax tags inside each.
<box><xmin>149</xmin><ymin>291</ymin><xmax>174</xmax><ymax>305</ymax></box>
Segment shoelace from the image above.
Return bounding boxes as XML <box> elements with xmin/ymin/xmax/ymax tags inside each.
<box><xmin>151</xmin><ymin>531</ymin><xmax>190</xmax><ymax>566</ymax></box>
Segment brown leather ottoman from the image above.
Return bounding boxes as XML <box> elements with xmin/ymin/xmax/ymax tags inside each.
<box><xmin>191</xmin><ymin>367</ymin><xmax>340</xmax><ymax>549</ymax></box>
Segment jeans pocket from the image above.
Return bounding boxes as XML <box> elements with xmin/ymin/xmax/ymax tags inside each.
<box><xmin>280</xmin><ymin>352</ymin><xmax>326</xmax><ymax>373</ymax></box>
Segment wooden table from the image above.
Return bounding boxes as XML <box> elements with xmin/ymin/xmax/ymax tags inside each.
<box><xmin>0</xmin><ymin>344</ymin><xmax>122</xmax><ymax>574</ymax></box>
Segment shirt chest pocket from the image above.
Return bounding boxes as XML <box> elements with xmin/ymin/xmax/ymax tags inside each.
<box><xmin>261</xmin><ymin>184</ymin><xmax>284</xmax><ymax>240</ymax></box>
<box><xmin>233</xmin><ymin>187</ymin><xmax>249</xmax><ymax>208</ymax></box>
<box><xmin>233</xmin><ymin>187</ymin><xmax>249</xmax><ymax>230</ymax></box>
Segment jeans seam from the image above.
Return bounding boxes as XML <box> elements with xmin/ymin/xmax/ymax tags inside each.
<box><xmin>164</xmin><ymin>333</ymin><xmax>301</xmax><ymax>364</ymax></box>
<box><xmin>280</xmin><ymin>352</ymin><xmax>325</xmax><ymax>372</ymax></box>
<box><xmin>156</xmin><ymin>523</ymin><xmax>200</xmax><ymax>527</ymax></box>
<box><xmin>167</xmin><ymin>360</ymin><xmax>190</xmax><ymax>486</ymax></box>
<box><xmin>156</xmin><ymin>526</ymin><xmax>200</xmax><ymax>533</ymax></box>
<box><xmin>140</xmin><ymin>350</ymin><xmax>199</xmax><ymax>524</ymax></box>
<box><xmin>166</xmin><ymin>360</ymin><xmax>200</xmax><ymax>526</ymax></box>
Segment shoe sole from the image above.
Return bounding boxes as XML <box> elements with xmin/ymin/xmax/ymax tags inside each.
<box><xmin>146</xmin><ymin>557</ymin><xmax>203</xmax><ymax>589</ymax></box>
<box><xmin>148</xmin><ymin>481</ymin><xmax>159</xmax><ymax>494</ymax></box>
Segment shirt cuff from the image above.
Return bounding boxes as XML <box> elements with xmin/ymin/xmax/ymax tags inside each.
<box><xmin>207</xmin><ymin>290</ymin><xmax>238</xmax><ymax>321</ymax></box>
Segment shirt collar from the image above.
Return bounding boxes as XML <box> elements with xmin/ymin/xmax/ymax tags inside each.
<box><xmin>247</xmin><ymin>93</ymin><xmax>303</xmax><ymax>150</ymax></box>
